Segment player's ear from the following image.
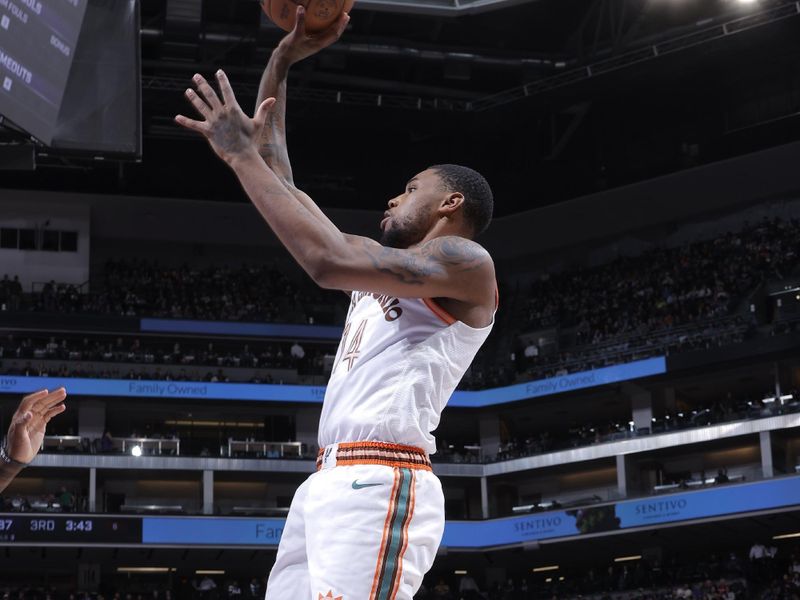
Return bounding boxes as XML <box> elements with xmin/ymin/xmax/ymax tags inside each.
<box><xmin>440</xmin><ymin>192</ymin><xmax>464</xmax><ymax>216</ymax></box>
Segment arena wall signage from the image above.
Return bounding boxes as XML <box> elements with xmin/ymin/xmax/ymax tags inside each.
<box><xmin>3</xmin><ymin>477</ymin><xmax>795</xmax><ymax>547</ymax></box>
<box><xmin>0</xmin><ymin>357</ymin><xmax>666</xmax><ymax>407</ymax></box>
<box><xmin>111</xmin><ymin>476</ymin><xmax>800</xmax><ymax>548</ymax></box>
<box><xmin>442</xmin><ymin>476</ymin><xmax>800</xmax><ymax>549</ymax></box>
<box><xmin>449</xmin><ymin>357</ymin><xmax>666</xmax><ymax>407</ymax></box>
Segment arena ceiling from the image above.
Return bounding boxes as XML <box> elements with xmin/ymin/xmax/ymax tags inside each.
<box><xmin>3</xmin><ymin>0</ymin><xmax>800</xmax><ymax>217</ymax></box>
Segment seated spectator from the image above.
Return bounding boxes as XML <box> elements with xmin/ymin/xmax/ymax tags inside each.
<box><xmin>100</xmin><ymin>430</ymin><xmax>114</xmax><ymax>453</ymax></box>
<box><xmin>58</xmin><ymin>486</ymin><xmax>75</xmax><ymax>512</ymax></box>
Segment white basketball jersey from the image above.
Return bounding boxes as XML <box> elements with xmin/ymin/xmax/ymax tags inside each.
<box><xmin>318</xmin><ymin>291</ymin><xmax>495</xmax><ymax>454</ymax></box>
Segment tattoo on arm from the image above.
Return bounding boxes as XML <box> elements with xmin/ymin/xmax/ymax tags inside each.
<box><xmin>258</xmin><ymin>97</ymin><xmax>294</xmax><ymax>185</ymax></box>
<box><xmin>361</xmin><ymin>237</ymin><xmax>490</xmax><ymax>285</ymax></box>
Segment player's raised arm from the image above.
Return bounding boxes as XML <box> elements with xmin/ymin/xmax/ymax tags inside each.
<box><xmin>255</xmin><ymin>7</ymin><xmax>349</xmax><ymax>232</ymax></box>
<box><xmin>175</xmin><ymin>72</ymin><xmax>494</xmax><ymax>317</ymax></box>
<box><xmin>1</xmin><ymin>388</ymin><xmax>67</xmax><ymax>493</ymax></box>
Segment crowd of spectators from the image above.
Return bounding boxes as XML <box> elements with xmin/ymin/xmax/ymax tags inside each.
<box><xmin>0</xmin><ymin>486</ymin><xmax>81</xmax><ymax>513</ymax></box>
<box><xmin>0</xmin><ymin>334</ymin><xmax>333</xmax><ymax>384</ymax></box>
<box><xmin>1</xmin><ymin>218</ymin><xmax>799</xmax><ymax>391</ymax></box>
<box><xmin>511</xmin><ymin>317</ymin><xmax>749</xmax><ymax>384</ymax></box>
<box><xmin>1</xmin><ymin>261</ymin><xmax>343</xmax><ymax>324</ymax></box>
<box><xmin>415</xmin><ymin>544</ymin><xmax>778</xmax><ymax>599</ymax></box>
<box><xmin>520</xmin><ymin>218</ymin><xmax>798</xmax><ymax>341</ymax></box>
<box><xmin>506</xmin><ymin>217</ymin><xmax>800</xmax><ymax>383</ymax></box>
<box><xmin>8</xmin><ymin>542</ymin><xmax>800</xmax><ymax>600</ymax></box>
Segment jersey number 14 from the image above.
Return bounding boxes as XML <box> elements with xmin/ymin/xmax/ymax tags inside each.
<box><xmin>336</xmin><ymin>318</ymin><xmax>369</xmax><ymax>373</ymax></box>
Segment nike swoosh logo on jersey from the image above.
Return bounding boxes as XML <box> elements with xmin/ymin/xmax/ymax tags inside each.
<box><xmin>352</xmin><ymin>480</ymin><xmax>384</xmax><ymax>490</ymax></box>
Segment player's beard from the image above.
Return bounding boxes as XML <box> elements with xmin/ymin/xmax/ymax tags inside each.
<box><xmin>380</xmin><ymin>209</ymin><xmax>431</xmax><ymax>249</ymax></box>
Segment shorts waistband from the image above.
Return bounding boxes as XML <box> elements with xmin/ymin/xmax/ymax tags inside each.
<box><xmin>316</xmin><ymin>441</ymin><xmax>432</xmax><ymax>472</ymax></box>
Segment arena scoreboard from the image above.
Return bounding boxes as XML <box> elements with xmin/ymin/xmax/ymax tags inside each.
<box><xmin>0</xmin><ymin>0</ymin><xmax>89</xmax><ymax>144</ymax></box>
<box><xmin>0</xmin><ymin>515</ymin><xmax>141</xmax><ymax>544</ymax></box>
<box><xmin>1</xmin><ymin>477</ymin><xmax>799</xmax><ymax>548</ymax></box>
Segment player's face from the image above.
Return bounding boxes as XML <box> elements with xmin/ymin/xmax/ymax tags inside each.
<box><xmin>380</xmin><ymin>170</ymin><xmax>444</xmax><ymax>249</ymax></box>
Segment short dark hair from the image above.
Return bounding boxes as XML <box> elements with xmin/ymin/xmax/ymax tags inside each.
<box><xmin>429</xmin><ymin>164</ymin><xmax>494</xmax><ymax>237</ymax></box>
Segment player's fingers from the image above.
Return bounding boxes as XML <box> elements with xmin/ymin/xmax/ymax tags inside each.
<box><xmin>175</xmin><ymin>114</ymin><xmax>208</xmax><ymax>134</ymax></box>
<box><xmin>215</xmin><ymin>70</ymin><xmax>238</xmax><ymax>108</ymax></box>
<box><xmin>294</xmin><ymin>6</ymin><xmax>307</xmax><ymax>37</ymax></box>
<box><xmin>185</xmin><ymin>88</ymin><xmax>211</xmax><ymax>118</ymax></box>
<box><xmin>34</xmin><ymin>387</ymin><xmax>67</xmax><ymax>410</ymax></box>
<box><xmin>336</xmin><ymin>12</ymin><xmax>350</xmax><ymax>37</ymax></box>
<box><xmin>44</xmin><ymin>403</ymin><xmax>67</xmax><ymax>421</ymax></box>
<box><xmin>254</xmin><ymin>98</ymin><xmax>277</xmax><ymax>129</ymax></box>
<box><xmin>192</xmin><ymin>74</ymin><xmax>222</xmax><ymax>111</ymax></box>
<box><xmin>18</xmin><ymin>389</ymin><xmax>48</xmax><ymax>413</ymax></box>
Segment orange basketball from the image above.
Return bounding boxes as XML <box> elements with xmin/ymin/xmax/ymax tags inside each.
<box><xmin>260</xmin><ymin>0</ymin><xmax>354</xmax><ymax>34</ymax></box>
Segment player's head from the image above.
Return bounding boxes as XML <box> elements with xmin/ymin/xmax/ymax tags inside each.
<box><xmin>380</xmin><ymin>164</ymin><xmax>493</xmax><ymax>249</ymax></box>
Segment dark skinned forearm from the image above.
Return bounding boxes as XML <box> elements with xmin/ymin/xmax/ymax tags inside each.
<box><xmin>256</xmin><ymin>49</ymin><xmax>293</xmax><ymax>185</ymax></box>
<box><xmin>255</xmin><ymin>48</ymin><xmax>340</xmax><ymax>233</ymax></box>
<box><xmin>231</xmin><ymin>148</ymin><xmax>346</xmax><ymax>283</ymax></box>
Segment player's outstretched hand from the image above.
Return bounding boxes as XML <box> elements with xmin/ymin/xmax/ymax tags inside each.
<box><xmin>6</xmin><ymin>388</ymin><xmax>67</xmax><ymax>464</ymax></box>
<box><xmin>277</xmin><ymin>6</ymin><xmax>350</xmax><ymax>66</ymax></box>
<box><xmin>175</xmin><ymin>71</ymin><xmax>277</xmax><ymax>165</ymax></box>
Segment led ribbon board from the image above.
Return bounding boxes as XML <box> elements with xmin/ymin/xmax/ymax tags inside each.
<box><xmin>0</xmin><ymin>357</ymin><xmax>666</xmax><ymax>406</ymax></box>
<box><xmin>2</xmin><ymin>477</ymin><xmax>798</xmax><ymax>547</ymax></box>
<box><xmin>135</xmin><ymin>477</ymin><xmax>800</xmax><ymax>548</ymax></box>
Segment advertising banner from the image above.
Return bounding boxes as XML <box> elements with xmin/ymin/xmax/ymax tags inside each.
<box><xmin>0</xmin><ymin>357</ymin><xmax>666</xmax><ymax>407</ymax></box>
<box><xmin>129</xmin><ymin>477</ymin><xmax>800</xmax><ymax>549</ymax></box>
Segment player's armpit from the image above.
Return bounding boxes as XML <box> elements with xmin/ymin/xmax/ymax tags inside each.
<box><xmin>315</xmin><ymin>235</ymin><xmax>495</xmax><ymax>305</ymax></box>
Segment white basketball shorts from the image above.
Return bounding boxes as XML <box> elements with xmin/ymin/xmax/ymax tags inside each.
<box><xmin>265</xmin><ymin>441</ymin><xmax>445</xmax><ymax>600</ymax></box>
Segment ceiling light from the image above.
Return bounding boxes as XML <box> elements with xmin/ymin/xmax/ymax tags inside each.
<box><xmin>614</xmin><ymin>555</ymin><xmax>642</xmax><ymax>562</ymax></box>
<box><xmin>533</xmin><ymin>565</ymin><xmax>559</xmax><ymax>573</ymax></box>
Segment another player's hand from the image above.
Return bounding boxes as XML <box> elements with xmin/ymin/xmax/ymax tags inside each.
<box><xmin>276</xmin><ymin>6</ymin><xmax>349</xmax><ymax>65</ymax></box>
<box><xmin>175</xmin><ymin>71</ymin><xmax>276</xmax><ymax>165</ymax></box>
<box><xmin>6</xmin><ymin>388</ymin><xmax>67</xmax><ymax>464</ymax></box>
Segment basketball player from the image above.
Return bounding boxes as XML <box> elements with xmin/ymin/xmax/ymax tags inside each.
<box><xmin>1</xmin><ymin>388</ymin><xmax>67</xmax><ymax>493</ymax></box>
<box><xmin>175</xmin><ymin>10</ymin><xmax>496</xmax><ymax>598</ymax></box>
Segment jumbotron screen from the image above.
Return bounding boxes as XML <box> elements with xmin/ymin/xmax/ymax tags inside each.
<box><xmin>0</xmin><ymin>0</ymin><xmax>89</xmax><ymax>145</ymax></box>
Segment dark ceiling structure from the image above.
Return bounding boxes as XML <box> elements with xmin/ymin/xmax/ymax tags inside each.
<box><xmin>3</xmin><ymin>0</ymin><xmax>800</xmax><ymax>216</ymax></box>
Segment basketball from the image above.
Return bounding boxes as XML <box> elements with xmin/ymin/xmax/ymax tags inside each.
<box><xmin>260</xmin><ymin>0</ymin><xmax>354</xmax><ymax>33</ymax></box>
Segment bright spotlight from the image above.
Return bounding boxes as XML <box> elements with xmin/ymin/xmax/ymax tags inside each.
<box><xmin>131</xmin><ymin>445</ymin><xmax>143</xmax><ymax>457</ymax></box>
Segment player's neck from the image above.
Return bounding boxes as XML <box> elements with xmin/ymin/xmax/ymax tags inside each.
<box><xmin>414</xmin><ymin>218</ymin><xmax>470</xmax><ymax>247</ymax></box>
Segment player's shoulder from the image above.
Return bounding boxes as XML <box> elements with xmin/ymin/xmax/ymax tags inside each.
<box><xmin>421</xmin><ymin>236</ymin><xmax>494</xmax><ymax>271</ymax></box>
<box><xmin>423</xmin><ymin>235</ymin><xmax>493</xmax><ymax>263</ymax></box>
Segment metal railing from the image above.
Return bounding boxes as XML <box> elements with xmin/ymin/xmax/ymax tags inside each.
<box><xmin>227</xmin><ymin>439</ymin><xmax>303</xmax><ymax>458</ymax></box>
